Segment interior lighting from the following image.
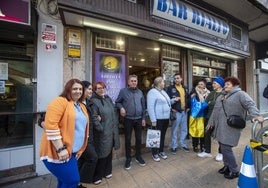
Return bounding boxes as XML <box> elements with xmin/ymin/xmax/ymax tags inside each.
<box><xmin>154</xmin><ymin>47</ymin><xmax>160</xmax><ymax>51</ymax></box>
<box><xmin>83</xmin><ymin>21</ymin><xmax>138</xmax><ymax>36</ymax></box>
<box><xmin>140</xmin><ymin>58</ymin><xmax>145</xmax><ymax>62</ymax></box>
<box><xmin>116</xmin><ymin>39</ymin><xmax>124</xmax><ymax>45</ymax></box>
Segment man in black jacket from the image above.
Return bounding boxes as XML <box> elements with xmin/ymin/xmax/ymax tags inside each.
<box><xmin>167</xmin><ymin>74</ymin><xmax>190</xmax><ymax>154</ymax></box>
<box><xmin>115</xmin><ymin>75</ymin><xmax>146</xmax><ymax>170</ymax></box>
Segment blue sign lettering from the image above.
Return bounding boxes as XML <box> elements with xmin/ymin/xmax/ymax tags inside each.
<box><xmin>152</xmin><ymin>0</ymin><xmax>230</xmax><ymax>39</ymax></box>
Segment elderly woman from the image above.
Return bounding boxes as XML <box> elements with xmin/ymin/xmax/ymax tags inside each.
<box><xmin>89</xmin><ymin>81</ymin><xmax>120</xmax><ymax>185</ymax></box>
<box><xmin>207</xmin><ymin>76</ymin><xmax>263</xmax><ymax>179</ymax></box>
<box><xmin>147</xmin><ymin>76</ymin><xmax>179</xmax><ymax>162</ymax></box>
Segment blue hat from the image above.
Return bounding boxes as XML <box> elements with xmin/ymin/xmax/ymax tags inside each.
<box><xmin>213</xmin><ymin>77</ymin><xmax>224</xmax><ymax>88</ymax></box>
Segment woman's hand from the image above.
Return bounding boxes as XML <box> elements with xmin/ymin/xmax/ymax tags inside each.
<box><xmin>252</xmin><ymin>116</ymin><xmax>264</xmax><ymax>123</ymax></box>
<box><xmin>57</xmin><ymin>149</ymin><xmax>69</xmax><ymax>162</ymax></box>
<box><xmin>152</xmin><ymin>122</ymin><xmax>156</xmax><ymax>127</ymax></box>
<box><xmin>206</xmin><ymin>124</ymin><xmax>214</xmax><ymax>131</ymax></box>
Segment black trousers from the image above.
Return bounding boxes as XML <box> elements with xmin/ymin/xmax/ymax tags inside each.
<box><xmin>123</xmin><ymin>118</ymin><xmax>143</xmax><ymax>159</ymax></box>
<box><xmin>152</xmin><ymin>119</ymin><xmax>169</xmax><ymax>155</ymax></box>
<box><xmin>93</xmin><ymin>151</ymin><xmax>113</xmax><ymax>182</ymax></box>
<box><xmin>78</xmin><ymin>143</ymin><xmax>98</xmax><ymax>183</ymax></box>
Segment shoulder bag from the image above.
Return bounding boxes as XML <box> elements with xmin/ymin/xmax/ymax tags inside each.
<box><xmin>221</xmin><ymin>91</ymin><xmax>246</xmax><ymax>129</ymax></box>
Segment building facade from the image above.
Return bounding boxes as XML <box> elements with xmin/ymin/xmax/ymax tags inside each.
<box><xmin>0</xmin><ymin>0</ymin><xmax>266</xmax><ymax>182</ymax></box>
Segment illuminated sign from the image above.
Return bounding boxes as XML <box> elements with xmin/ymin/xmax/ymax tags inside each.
<box><xmin>0</xmin><ymin>0</ymin><xmax>30</xmax><ymax>25</ymax></box>
<box><xmin>152</xmin><ymin>0</ymin><xmax>230</xmax><ymax>39</ymax></box>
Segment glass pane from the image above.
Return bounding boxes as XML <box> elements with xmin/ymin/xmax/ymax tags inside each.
<box><xmin>0</xmin><ymin>55</ymin><xmax>34</xmax><ymax>148</ymax></box>
<box><xmin>128</xmin><ymin>37</ymin><xmax>160</xmax><ymax>68</ymax></box>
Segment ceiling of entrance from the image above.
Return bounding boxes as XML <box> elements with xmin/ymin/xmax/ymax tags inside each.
<box><xmin>201</xmin><ymin>0</ymin><xmax>268</xmax><ymax>43</ymax></box>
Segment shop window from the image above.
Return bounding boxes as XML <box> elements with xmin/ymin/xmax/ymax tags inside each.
<box><xmin>192</xmin><ymin>53</ymin><xmax>228</xmax><ymax>86</ymax></box>
<box><xmin>162</xmin><ymin>44</ymin><xmax>180</xmax><ymax>60</ymax></box>
<box><xmin>95</xmin><ymin>33</ymin><xmax>125</xmax><ymax>51</ymax></box>
<box><xmin>0</xmin><ymin>41</ymin><xmax>34</xmax><ymax>149</ymax></box>
<box><xmin>128</xmin><ymin>37</ymin><xmax>161</xmax><ymax>98</ymax></box>
<box><xmin>128</xmin><ymin>37</ymin><xmax>160</xmax><ymax>68</ymax></box>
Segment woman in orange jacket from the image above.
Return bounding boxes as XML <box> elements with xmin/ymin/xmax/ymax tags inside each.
<box><xmin>40</xmin><ymin>78</ymin><xmax>89</xmax><ymax>188</ymax></box>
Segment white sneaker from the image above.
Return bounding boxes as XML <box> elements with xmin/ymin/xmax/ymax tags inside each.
<box><xmin>215</xmin><ymin>153</ymin><xmax>223</xmax><ymax>161</ymax></box>
<box><xmin>152</xmin><ymin>154</ymin><xmax>160</xmax><ymax>162</ymax></box>
<box><xmin>197</xmin><ymin>151</ymin><xmax>212</xmax><ymax>158</ymax></box>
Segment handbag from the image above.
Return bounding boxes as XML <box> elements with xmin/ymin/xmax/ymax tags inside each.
<box><xmin>170</xmin><ymin>111</ymin><xmax>176</xmax><ymax>121</ymax></box>
<box><xmin>221</xmin><ymin>95</ymin><xmax>246</xmax><ymax>129</ymax></box>
<box><xmin>146</xmin><ymin>127</ymin><xmax>161</xmax><ymax>148</ymax></box>
<box><xmin>226</xmin><ymin>115</ymin><xmax>246</xmax><ymax>129</ymax></box>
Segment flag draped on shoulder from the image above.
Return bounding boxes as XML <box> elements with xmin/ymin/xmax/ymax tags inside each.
<box><xmin>189</xmin><ymin>97</ymin><xmax>208</xmax><ymax>137</ymax></box>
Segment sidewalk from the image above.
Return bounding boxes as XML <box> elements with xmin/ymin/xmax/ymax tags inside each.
<box><xmin>2</xmin><ymin>124</ymin><xmax>253</xmax><ymax>188</ymax></box>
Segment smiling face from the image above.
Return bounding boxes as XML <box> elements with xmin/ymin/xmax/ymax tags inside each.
<box><xmin>71</xmin><ymin>83</ymin><xmax>83</xmax><ymax>102</ymax></box>
<box><xmin>84</xmin><ymin>85</ymin><xmax>93</xmax><ymax>99</ymax></box>
<box><xmin>95</xmin><ymin>84</ymin><xmax>106</xmax><ymax>97</ymax></box>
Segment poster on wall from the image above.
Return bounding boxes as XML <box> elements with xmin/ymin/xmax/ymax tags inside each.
<box><xmin>41</xmin><ymin>23</ymin><xmax>56</xmax><ymax>44</ymax></box>
<box><xmin>95</xmin><ymin>51</ymin><xmax>126</xmax><ymax>102</ymax></box>
<box><xmin>68</xmin><ymin>29</ymin><xmax>81</xmax><ymax>58</ymax></box>
<box><xmin>0</xmin><ymin>62</ymin><xmax>8</xmax><ymax>80</ymax></box>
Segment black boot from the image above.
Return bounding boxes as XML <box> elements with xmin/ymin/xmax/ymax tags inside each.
<box><xmin>224</xmin><ymin>171</ymin><xmax>239</xmax><ymax>179</ymax></box>
<box><xmin>218</xmin><ymin>166</ymin><xmax>230</xmax><ymax>175</ymax></box>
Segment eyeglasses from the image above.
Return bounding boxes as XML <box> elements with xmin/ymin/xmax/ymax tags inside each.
<box><xmin>96</xmin><ymin>87</ymin><xmax>105</xmax><ymax>90</ymax></box>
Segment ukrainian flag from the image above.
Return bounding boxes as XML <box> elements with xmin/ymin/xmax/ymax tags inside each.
<box><xmin>189</xmin><ymin>97</ymin><xmax>208</xmax><ymax>138</ymax></box>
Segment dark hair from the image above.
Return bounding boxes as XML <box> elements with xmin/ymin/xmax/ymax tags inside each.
<box><xmin>224</xmin><ymin>76</ymin><xmax>240</xmax><ymax>86</ymax></box>
<box><xmin>82</xmin><ymin>80</ymin><xmax>91</xmax><ymax>89</ymax></box>
<box><xmin>93</xmin><ymin>81</ymin><xmax>106</xmax><ymax>92</ymax></box>
<box><xmin>173</xmin><ymin>73</ymin><xmax>181</xmax><ymax>77</ymax></box>
<box><xmin>59</xmin><ymin>79</ymin><xmax>84</xmax><ymax>102</ymax></box>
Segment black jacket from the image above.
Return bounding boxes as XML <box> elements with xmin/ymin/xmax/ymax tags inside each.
<box><xmin>167</xmin><ymin>84</ymin><xmax>189</xmax><ymax>112</ymax></box>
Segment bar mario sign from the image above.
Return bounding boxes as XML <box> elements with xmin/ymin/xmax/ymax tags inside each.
<box><xmin>152</xmin><ymin>0</ymin><xmax>230</xmax><ymax>39</ymax></box>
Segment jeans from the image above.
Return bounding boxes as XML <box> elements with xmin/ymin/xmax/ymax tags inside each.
<box><xmin>43</xmin><ymin>153</ymin><xmax>79</xmax><ymax>188</ymax></box>
<box><xmin>124</xmin><ymin>118</ymin><xmax>143</xmax><ymax>159</ymax></box>
<box><xmin>171</xmin><ymin>111</ymin><xmax>188</xmax><ymax>149</ymax></box>
<box><xmin>220</xmin><ymin>142</ymin><xmax>238</xmax><ymax>173</ymax></box>
<box><xmin>152</xmin><ymin>119</ymin><xmax>169</xmax><ymax>155</ymax></box>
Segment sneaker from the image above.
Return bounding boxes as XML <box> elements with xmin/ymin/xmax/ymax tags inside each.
<box><xmin>215</xmin><ymin>153</ymin><xmax>223</xmax><ymax>161</ymax></box>
<box><xmin>170</xmin><ymin>148</ymin><xmax>177</xmax><ymax>155</ymax></box>
<box><xmin>159</xmin><ymin>152</ymin><xmax>167</xmax><ymax>159</ymax></box>
<box><xmin>125</xmin><ymin>158</ymin><xmax>132</xmax><ymax>170</ymax></box>
<box><xmin>135</xmin><ymin>156</ymin><xmax>146</xmax><ymax>166</ymax></box>
<box><xmin>105</xmin><ymin>174</ymin><xmax>112</xmax><ymax>179</ymax></box>
<box><xmin>197</xmin><ymin>151</ymin><xmax>212</xmax><ymax>158</ymax></box>
<box><xmin>152</xmin><ymin>154</ymin><xmax>160</xmax><ymax>162</ymax></box>
<box><xmin>93</xmin><ymin>180</ymin><xmax>102</xmax><ymax>185</ymax></box>
<box><xmin>182</xmin><ymin>147</ymin><xmax>190</xmax><ymax>152</ymax></box>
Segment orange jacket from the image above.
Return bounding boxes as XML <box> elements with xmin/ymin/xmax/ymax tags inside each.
<box><xmin>40</xmin><ymin>97</ymin><xmax>89</xmax><ymax>163</ymax></box>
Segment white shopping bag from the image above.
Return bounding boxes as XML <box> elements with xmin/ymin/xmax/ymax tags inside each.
<box><xmin>146</xmin><ymin>128</ymin><xmax>161</xmax><ymax>148</ymax></box>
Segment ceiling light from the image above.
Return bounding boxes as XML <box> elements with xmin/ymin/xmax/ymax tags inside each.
<box><xmin>129</xmin><ymin>66</ymin><xmax>132</xmax><ymax>68</ymax></box>
<box><xmin>154</xmin><ymin>47</ymin><xmax>160</xmax><ymax>51</ymax></box>
<box><xmin>159</xmin><ymin>38</ymin><xmax>185</xmax><ymax>47</ymax></box>
<box><xmin>83</xmin><ymin>21</ymin><xmax>138</xmax><ymax>36</ymax></box>
<box><xmin>116</xmin><ymin>39</ymin><xmax>124</xmax><ymax>45</ymax></box>
<box><xmin>140</xmin><ymin>58</ymin><xmax>145</xmax><ymax>62</ymax></box>
<box><xmin>218</xmin><ymin>52</ymin><xmax>240</xmax><ymax>59</ymax></box>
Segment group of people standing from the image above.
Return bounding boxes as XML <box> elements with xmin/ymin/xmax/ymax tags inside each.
<box><xmin>39</xmin><ymin>73</ymin><xmax>264</xmax><ymax>188</ymax></box>
<box><xmin>39</xmin><ymin>79</ymin><xmax>120</xmax><ymax>187</ymax></box>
